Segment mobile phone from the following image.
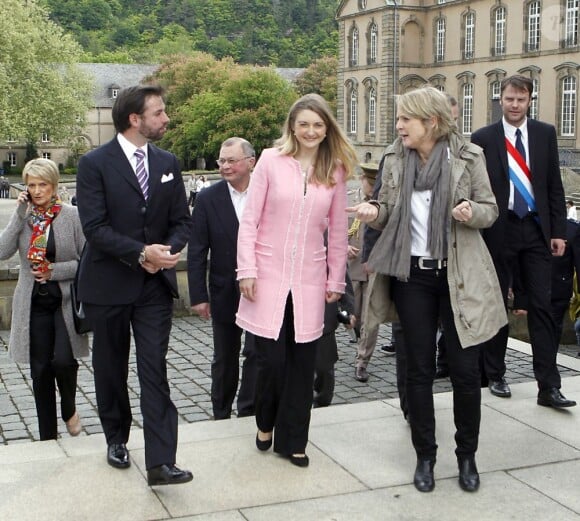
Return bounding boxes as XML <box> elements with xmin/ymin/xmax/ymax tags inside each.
<box><xmin>23</xmin><ymin>190</ymin><xmax>29</xmax><ymax>200</ymax></box>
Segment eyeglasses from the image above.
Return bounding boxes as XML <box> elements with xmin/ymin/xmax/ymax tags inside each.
<box><xmin>216</xmin><ymin>156</ymin><xmax>253</xmax><ymax>166</ymax></box>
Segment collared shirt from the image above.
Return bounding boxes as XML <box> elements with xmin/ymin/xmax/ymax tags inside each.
<box><xmin>410</xmin><ymin>189</ymin><xmax>432</xmax><ymax>257</ymax></box>
<box><xmin>227</xmin><ymin>182</ymin><xmax>248</xmax><ymax>221</ymax></box>
<box><xmin>502</xmin><ymin>117</ymin><xmax>532</xmax><ymax>212</ymax></box>
<box><xmin>117</xmin><ymin>133</ymin><xmax>149</xmax><ymax>178</ymax></box>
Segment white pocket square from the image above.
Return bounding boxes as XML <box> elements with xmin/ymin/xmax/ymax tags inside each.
<box><xmin>161</xmin><ymin>173</ymin><xmax>174</xmax><ymax>183</ymax></box>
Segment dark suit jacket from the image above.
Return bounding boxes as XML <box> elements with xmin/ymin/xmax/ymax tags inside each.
<box><xmin>471</xmin><ymin>119</ymin><xmax>566</xmax><ymax>258</ymax></box>
<box><xmin>188</xmin><ymin>179</ymin><xmax>240</xmax><ymax>323</ymax></box>
<box><xmin>552</xmin><ymin>219</ymin><xmax>580</xmax><ymax>301</ymax></box>
<box><xmin>76</xmin><ymin>137</ymin><xmax>191</xmax><ymax>305</ymax></box>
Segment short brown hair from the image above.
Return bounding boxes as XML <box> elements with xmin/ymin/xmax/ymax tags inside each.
<box><xmin>501</xmin><ymin>75</ymin><xmax>533</xmax><ymax>96</ymax></box>
<box><xmin>112</xmin><ymin>85</ymin><xmax>165</xmax><ymax>133</ymax></box>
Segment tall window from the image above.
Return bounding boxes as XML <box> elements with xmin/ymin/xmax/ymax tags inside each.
<box><xmin>464</xmin><ymin>12</ymin><xmax>475</xmax><ymax>59</ymax></box>
<box><xmin>41</xmin><ymin>132</ymin><xmax>50</xmax><ymax>143</ymax></box>
<box><xmin>8</xmin><ymin>152</ymin><xmax>16</xmax><ymax>167</ymax></box>
<box><xmin>530</xmin><ymin>79</ymin><xmax>539</xmax><ymax>120</ymax></box>
<box><xmin>527</xmin><ymin>2</ymin><xmax>541</xmax><ymax>51</ymax></box>
<box><xmin>350</xmin><ymin>26</ymin><xmax>359</xmax><ymax>66</ymax></box>
<box><xmin>370</xmin><ymin>24</ymin><xmax>378</xmax><ymax>64</ymax></box>
<box><xmin>349</xmin><ymin>90</ymin><xmax>358</xmax><ymax>134</ymax></box>
<box><xmin>462</xmin><ymin>83</ymin><xmax>474</xmax><ymax>134</ymax></box>
<box><xmin>566</xmin><ymin>0</ymin><xmax>579</xmax><ymax>47</ymax></box>
<box><xmin>561</xmin><ymin>76</ymin><xmax>577</xmax><ymax>136</ymax></box>
<box><xmin>368</xmin><ymin>88</ymin><xmax>376</xmax><ymax>134</ymax></box>
<box><xmin>435</xmin><ymin>17</ymin><xmax>446</xmax><ymax>62</ymax></box>
<box><xmin>494</xmin><ymin>7</ymin><xmax>506</xmax><ymax>56</ymax></box>
<box><xmin>491</xmin><ymin>81</ymin><xmax>502</xmax><ymax>122</ymax></box>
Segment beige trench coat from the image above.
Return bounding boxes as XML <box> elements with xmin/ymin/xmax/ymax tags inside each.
<box><xmin>364</xmin><ymin>133</ymin><xmax>507</xmax><ymax>348</ymax></box>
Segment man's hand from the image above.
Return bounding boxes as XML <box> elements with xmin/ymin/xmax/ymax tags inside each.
<box><xmin>142</xmin><ymin>244</ymin><xmax>181</xmax><ymax>270</ymax></box>
<box><xmin>551</xmin><ymin>238</ymin><xmax>566</xmax><ymax>257</ymax></box>
<box><xmin>192</xmin><ymin>302</ymin><xmax>211</xmax><ymax>320</ymax></box>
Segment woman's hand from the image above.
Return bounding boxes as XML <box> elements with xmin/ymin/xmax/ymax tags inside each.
<box><xmin>239</xmin><ymin>278</ymin><xmax>257</xmax><ymax>302</ymax></box>
<box><xmin>31</xmin><ymin>265</ymin><xmax>52</xmax><ymax>283</ymax></box>
<box><xmin>326</xmin><ymin>291</ymin><xmax>341</xmax><ymax>303</ymax></box>
<box><xmin>452</xmin><ymin>200</ymin><xmax>472</xmax><ymax>222</ymax></box>
<box><xmin>346</xmin><ymin>202</ymin><xmax>379</xmax><ymax>223</ymax></box>
<box><xmin>347</xmin><ymin>245</ymin><xmax>360</xmax><ymax>259</ymax></box>
<box><xmin>17</xmin><ymin>190</ymin><xmax>30</xmax><ymax>208</ymax></box>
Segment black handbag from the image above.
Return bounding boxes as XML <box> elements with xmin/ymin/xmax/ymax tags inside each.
<box><xmin>71</xmin><ymin>252</ymin><xmax>91</xmax><ymax>334</ymax></box>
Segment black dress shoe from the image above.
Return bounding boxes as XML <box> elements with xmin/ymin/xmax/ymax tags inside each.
<box><xmin>355</xmin><ymin>366</ymin><xmax>369</xmax><ymax>382</ymax></box>
<box><xmin>413</xmin><ymin>459</ymin><xmax>435</xmax><ymax>492</ymax></box>
<box><xmin>256</xmin><ymin>432</ymin><xmax>273</xmax><ymax>451</ymax></box>
<box><xmin>458</xmin><ymin>456</ymin><xmax>480</xmax><ymax>492</ymax></box>
<box><xmin>289</xmin><ymin>454</ymin><xmax>309</xmax><ymax>467</ymax></box>
<box><xmin>107</xmin><ymin>443</ymin><xmax>130</xmax><ymax>469</ymax></box>
<box><xmin>147</xmin><ymin>464</ymin><xmax>193</xmax><ymax>486</ymax></box>
<box><xmin>488</xmin><ymin>378</ymin><xmax>511</xmax><ymax>398</ymax></box>
<box><xmin>537</xmin><ymin>387</ymin><xmax>577</xmax><ymax>408</ymax></box>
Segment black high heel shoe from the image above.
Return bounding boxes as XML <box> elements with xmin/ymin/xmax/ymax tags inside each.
<box><xmin>289</xmin><ymin>454</ymin><xmax>309</xmax><ymax>468</ymax></box>
<box><xmin>255</xmin><ymin>431</ymin><xmax>272</xmax><ymax>451</ymax></box>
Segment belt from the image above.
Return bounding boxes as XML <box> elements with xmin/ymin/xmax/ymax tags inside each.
<box><xmin>411</xmin><ymin>256</ymin><xmax>448</xmax><ymax>270</ymax></box>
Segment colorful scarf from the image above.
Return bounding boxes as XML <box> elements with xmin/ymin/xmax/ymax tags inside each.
<box><xmin>27</xmin><ymin>197</ymin><xmax>62</xmax><ymax>273</ymax></box>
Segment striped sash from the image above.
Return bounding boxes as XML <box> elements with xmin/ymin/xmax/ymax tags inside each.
<box><xmin>505</xmin><ymin>137</ymin><xmax>536</xmax><ymax>213</ymax></box>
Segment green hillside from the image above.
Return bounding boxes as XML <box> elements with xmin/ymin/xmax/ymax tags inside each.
<box><xmin>40</xmin><ymin>0</ymin><xmax>340</xmax><ymax>66</ymax></box>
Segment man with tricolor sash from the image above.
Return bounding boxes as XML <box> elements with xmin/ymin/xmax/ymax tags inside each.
<box><xmin>472</xmin><ymin>74</ymin><xmax>576</xmax><ymax>409</ymax></box>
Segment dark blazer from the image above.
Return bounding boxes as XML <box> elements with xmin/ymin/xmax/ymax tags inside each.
<box><xmin>471</xmin><ymin>119</ymin><xmax>566</xmax><ymax>258</ymax></box>
<box><xmin>76</xmin><ymin>138</ymin><xmax>191</xmax><ymax>304</ymax></box>
<box><xmin>552</xmin><ymin>219</ymin><xmax>580</xmax><ymax>301</ymax></box>
<box><xmin>188</xmin><ymin>179</ymin><xmax>240</xmax><ymax>323</ymax></box>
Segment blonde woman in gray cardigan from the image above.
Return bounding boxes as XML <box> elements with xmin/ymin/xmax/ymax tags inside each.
<box><xmin>0</xmin><ymin>159</ymin><xmax>88</xmax><ymax>440</ymax></box>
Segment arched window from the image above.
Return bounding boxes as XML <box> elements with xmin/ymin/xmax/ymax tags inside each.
<box><xmin>463</xmin><ymin>11</ymin><xmax>475</xmax><ymax>59</ymax></box>
<box><xmin>368</xmin><ymin>88</ymin><xmax>377</xmax><ymax>134</ymax></box>
<box><xmin>349</xmin><ymin>90</ymin><xmax>358</xmax><ymax>134</ymax></box>
<box><xmin>561</xmin><ymin>76</ymin><xmax>577</xmax><ymax>136</ymax></box>
<box><xmin>530</xmin><ymin>78</ymin><xmax>539</xmax><ymax>120</ymax></box>
<box><xmin>526</xmin><ymin>1</ymin><xmax>541</xmax><ymax>52</ymax></box>
<box><xmin>565</xmin><ymin>0</ymin><xmax>579</xmax><ymax>47</ymax></box>
<box><xmin>462</xmin><ymin>83</ymin><xmax>474</xmax><ymax>135</ymax></box>
<box><xmin>435</xmin><ymin>17</ymin><xmax>446</xmax><ymax>62</ymax></box>
<box><xmin>369</xmin><ymin>23</ymin><xmax>378</xmax><ymax>64</ymax></box>
<box><xmin>493</xmin><ymin>6</ymin><xmax>507</xmax><ymax>56</ymax></box>
<box><xmin>349</xmin><ymin>26</ymin><xmax>359</xmax><ymax>66</ymax></box>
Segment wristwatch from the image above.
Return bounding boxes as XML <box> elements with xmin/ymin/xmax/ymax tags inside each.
<box><xmin>138</xmin><ymin>247</ymin><xmax>147</xmax><ymax>265</ymax></box>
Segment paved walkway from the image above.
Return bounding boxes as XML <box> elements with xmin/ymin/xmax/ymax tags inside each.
<box><xmin>1</xmin><ymin>323</ymin><xmax>580</xmax><ymax>520</ymax></box>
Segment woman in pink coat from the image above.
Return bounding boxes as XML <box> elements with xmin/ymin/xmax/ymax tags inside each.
<box><xmin>236</xmin><ymin>94</ymin><xmax>357</xmax><ymax>467</ymax></box>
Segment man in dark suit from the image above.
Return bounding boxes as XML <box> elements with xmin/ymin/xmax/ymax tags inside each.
<box><xmin>76</xmin><ymin>85</ymin><xmax>194</xmax><ymax>485</ymax></box>
<box><xmin>471</xmin><ymin>74</ymin><xmax>576</xmax><ymax>408</ymax></box>
<box><xmin>188</xmin><ymin>137</ymin><xmax>257</xmax><ymax>420</ymax></box>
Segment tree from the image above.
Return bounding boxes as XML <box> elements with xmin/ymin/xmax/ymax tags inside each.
<box><xmin>295</xmin><ymin>56</ymin><xmax>338</xmax><ymax>114</ymax></box>
<box><xmin>0</xmin><ymin>0</ymin><xmax>93</xmax><ymax>149</ymax></box>
<box><xmin>156</xmin><ymin>54</ymin><xmax>298</xmax><ymax>165</ymax></box>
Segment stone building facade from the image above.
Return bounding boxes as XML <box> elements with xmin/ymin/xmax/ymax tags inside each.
<box><xmin>337</xmin><ymin>0</ymin><xmax>580</xmax><ymax>164</ymax></box>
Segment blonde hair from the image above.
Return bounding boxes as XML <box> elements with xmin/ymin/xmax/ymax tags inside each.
<box><xmin>22</xmin><ymin>158</ymin><xmax>60</xmax><ymax>190</ymax></box>
<box><xmin>397</xmin><ymin>86</ymin><xmax>455</xmax><ymax>141</ymax></box>
<box><xmin>276</xmin><ymin>93</ymin><xmax>357</xmax><ymax>186</ymax></box>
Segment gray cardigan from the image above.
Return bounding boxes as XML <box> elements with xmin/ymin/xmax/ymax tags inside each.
<box><xmin>0</xmin><ymin>202</ymin><xmax>89</xmax><ymax>363</ymax></box>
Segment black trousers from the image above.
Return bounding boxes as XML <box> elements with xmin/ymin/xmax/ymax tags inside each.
<box><xmin>86</xmin><ymin>275</ymin><xmax>177</xmax><ymax>470</ymax></box>
<box><xmin>254</xmin><ymin>295</ymin><xmax>317</xmax><ymax>455</ymax></box>
<box><xmin>484</xmin><ymin>214</ymin><xmax>561</xmax><ymax>389</ymax></box>
<box><xmin>211</xmin><ymin>321</ymin><xmax>257</xmax><ymax>419</ymax></box>
<box><xmin>30</xmin><ymin>289</ymin><xmax>78</xmax><ymax>441</ymax></box>
<box><xmin>313</xmin><ymin>331</ymin><xmax>337</xmax><ymax>407</ymax></box>
<box><xmin>392</xmin><ymin>266</ymin><xmax>481</xmax><ymax>460</ymax></box>
<box><xmin>392</xmin><ymin>322</ymin><xmax>408</xmax><ymax>419</ymax></box>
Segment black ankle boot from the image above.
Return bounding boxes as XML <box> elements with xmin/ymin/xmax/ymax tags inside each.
<box><xmin>413</xmin><ymin>458</ymin><xmax>435</xmax><ymax>492</ymax></box>
<box><xmin>458</xmin><ymin>455</ymin><xmax>480</xmax><ymax>492</ymax></box>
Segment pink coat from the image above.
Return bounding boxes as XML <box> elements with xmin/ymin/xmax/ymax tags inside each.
<box><xmin>236</xmin><ymin>148</ymin><xmax>348</xmax><ymax>343</ymax></box>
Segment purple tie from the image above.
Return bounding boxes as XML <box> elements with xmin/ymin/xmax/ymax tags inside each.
<box><xmin>134</xmin><ymin>148</ymin><xmax>149</xmax><ymax>200</ymax></box>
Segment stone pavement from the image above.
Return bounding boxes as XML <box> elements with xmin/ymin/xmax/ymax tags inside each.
<box><xmin>1</xmin><ymin>315</ymin><xmax>579</xmax><ymax>444</ymax></box>
<box><xmin>0</xmin><ymin>335</ymin><xmax>580</xmax><ymax>520</ymax></box>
